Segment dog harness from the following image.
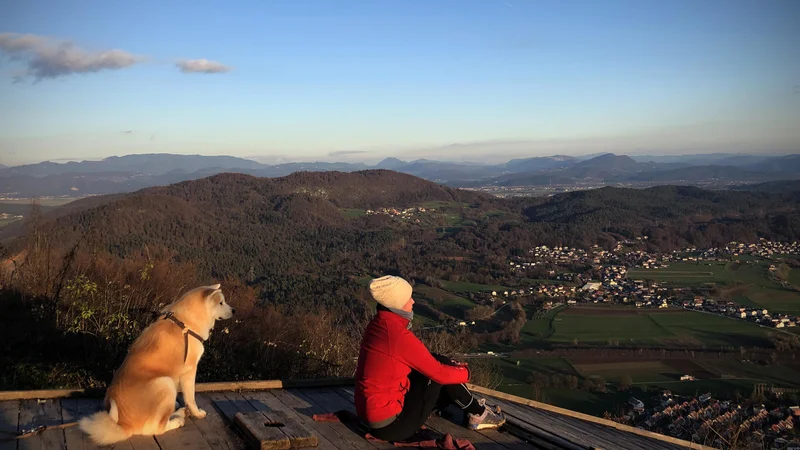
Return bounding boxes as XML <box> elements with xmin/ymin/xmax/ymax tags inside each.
<box><xmin>163</xmin><ymin>312</ymin><xmax>205</xmax><ymax>363</ymax></box>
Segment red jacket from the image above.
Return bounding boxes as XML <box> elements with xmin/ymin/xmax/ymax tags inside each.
<box><xmin>355</xmin><ymin>309</ymin><xmax>470</xmax><ymax>424</ymax></box>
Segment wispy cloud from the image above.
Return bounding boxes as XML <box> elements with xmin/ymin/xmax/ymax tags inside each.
<box><xmin>176</xmin><ymin>59</ymin><xmax>231</xmax><ymax>74</ymax></box>
<box><xmin>0</xmin><ymin>32</ymin><xmax>144</xmax><ymax>82</ymax></box>
<box><xmin>328</xmin><ymin>150</ymin><xmax>371</xmax><ymax>157</ymax></box>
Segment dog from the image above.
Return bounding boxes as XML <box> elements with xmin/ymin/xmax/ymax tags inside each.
<box><xmin>79</xmin><ymin>284</ymin><xmax>235</xmax><ymax>445</ymax></box>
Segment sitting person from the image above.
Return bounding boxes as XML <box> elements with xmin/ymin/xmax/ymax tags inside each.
<box><xmin>355</xmin><ymin>275</ymin><xmax>505</xmax><ymax>442</ymax></box>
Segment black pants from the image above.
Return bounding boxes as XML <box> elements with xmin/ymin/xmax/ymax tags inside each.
<box><xmin>369</xmin><ymin>355</ymin><xmax>484</xmax><ymax>442</ymax></box>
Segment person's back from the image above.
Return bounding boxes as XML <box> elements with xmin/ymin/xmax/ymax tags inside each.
<box><xmin>355</xmin><ymin>308</ymin><xmax>412</xmax><ymax>424</ymax></box>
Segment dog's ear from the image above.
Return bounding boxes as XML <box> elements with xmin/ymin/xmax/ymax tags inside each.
<box><xmin>205</xmin><ymin>287</ymin><xmax>223</xmax><ymax>303</ymax></box>
<box><xmin>210</xmin><ymin>283</ymin><xmax>221</xmax><ymax>290</ymax></box>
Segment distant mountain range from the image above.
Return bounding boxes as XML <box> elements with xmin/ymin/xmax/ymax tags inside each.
<box><xmin>1</xmin><ymin>152</ymin><xmax>799</xmax><ymax>197</ymax></box>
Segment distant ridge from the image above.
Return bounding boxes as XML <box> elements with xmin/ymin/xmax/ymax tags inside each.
<box><xmin>2</xmin><ymin>152</ymin><xmax>800</xmax><ymax>197</ymax></box>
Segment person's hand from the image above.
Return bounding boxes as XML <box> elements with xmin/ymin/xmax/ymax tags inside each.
<box><xmin>450</xmin><ymin>359</ymin><xmax>468</xmax><ymax>368</ymax></box>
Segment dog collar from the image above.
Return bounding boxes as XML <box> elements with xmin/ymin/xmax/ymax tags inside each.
<box><xmin>162</xmin><ymin>312</ymin><xmax>205</xmax><ymax>363</ymax></box>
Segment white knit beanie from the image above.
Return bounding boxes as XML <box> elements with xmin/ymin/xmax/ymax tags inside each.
<box><xmin>369</xmin><ymin>275</ymin><xmax>413</xmax><ymax>310</ymax></box>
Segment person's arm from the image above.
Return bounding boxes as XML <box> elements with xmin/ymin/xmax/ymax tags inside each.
<box><xmin>393</xmin><ymin>330</ymin><xmax>470</xmax><ymax>385</ymax></box>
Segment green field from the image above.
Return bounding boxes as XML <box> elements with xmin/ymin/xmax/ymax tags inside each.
<box><xmin>649</xmin><ymin>311</ymin><xmax>774</xmax><ymax>348</ymax></box>
<box><xmin>0</xmin><ymin>218</ymin><xmax>21</xmax><ymax>228</ymax></box>
<box><xmin>420</xmin><ymin>201</ymin><xmax>468</xmax><ymax>209</ymax></box>
<box><xmin>573</xmin><ymin>361</ymin><xmax>677</xmax><ymax>384</ymax></box>
<box><xmin>700</xmin><ymin>360</ymin><xmax>800</xmax><ymax>388</ymax></box>
<box><xmin>520</xmin><ymin>305</ymin><xmax>565</xmax><ymax>342</ymax></box>
<box><xmin>413</xmin><ymin>284</ymin><xmax>476</xmax><ymax>319</ymax></box>
<box><xmin>490</xmin><ymin>357</ymin><xmax>621</xmax><ymax>415</ymax></box>
<box><xmin>340</xmin><ymin>208</ymin><xmax>365</xmax><ymax>218</ymax></box>
<box><xmin>551</xmin><ymin>313</ymin><xmax>671</xmax><ymax>346</ymax></box>
<box><xmin>490</xmin><ymin>355</ymin><xmax>799</xmax><ymax>416</ymax></box>
<box><xmin>437</xmin><ymin>280</ymin><xmax>511</xmax><ymax>294</ymax></box>
<box><xmin>521</xmin><ymin>278</ymin><xmax>567</xmax><ymax>285</ymax></box>
<box><xmin>549</xmin><ymin>308</ymin><xmax>773</xmax><ymax>348</ymax></box>
<box><xmin>628</xmin><ymin>261</ymin><xmax>765</xmax><ymax>285</ymax></box>
<box><xmin>628</xmin><ymin>259</ymin><xmax>800</xmax><ymax>314</ymax></box>
<box><xmin>790</xmin><ymin>268</ymin><xmax>800</xmax><ymax>286</ymax></box>
<box><xmin>0</xmin><ymin>198</ymin><xmax>78</xmax><ymax>207</ymax></box>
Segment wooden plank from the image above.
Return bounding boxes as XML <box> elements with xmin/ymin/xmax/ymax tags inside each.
<box><xmin>62</xmin><ymin>398</ymin><xmax>131</xmax><ymax>450</ymax></box>
<box><xmin>234</xmin><ymin>412</ymin><xmax>290</xmax><ymax>450</ymax></box>
<box><xmin>0</xmin><ymin>389</ymin><xmax>91</xmax><ymax>402</ymax></box>
<box><xmin>193</xmin><ymin>393</ymin><xmax>246</xmax><ymax>450</ymax></box>
<box><xmin>534</xmin><ymin>408</ymin><xmax>669</xmax><ymax>450</ymax></box>
<box><xmin>505</xmin><ymin>398</ymin><xmax>672</xmax><ymax>450</ymax></box>
<box><xmin>279</xmin><ymin>389</ymin><xmax>378</xmax><ymax>450</ymax></box>
<box><xmin>17</xmin><ymin>399</ymin><xmax>66</xmax><ymax>450</ymax></box>
<box><xmin>128</xmin><ymin>435</ymin><xmax>162</xmax><ymax>450</ymax></box>
<box><xmin>487</xmin><ymin>397</ymin><xmax>620</xmax><ymax>450</ymax></box>
<box><xmin>468</xmin><ymin>385</ymin><xmax>708</xmax><ymax>450</ymax></box>
<box><xmin>0</xmin><ymin>400</ymin><xmax>19</xmax><ymax>450</ymax></box>
<box><xmin>261</xmin><ymin>411</ymin><xmax>317</xmax><ymax>449</ymax></box>
<box><xmin>315</xmin><ymin>387</ymin><xmax>397</xmax><ymax>450</ymax></box>
<box><xmin>471</xmin><ymin>401</ymin><xmax>587</xmax><ymax>450</ymax></box>
<box><xmin>490</xmin><ymin>397</ymin><xmax>669</xmax><ymax>450</ymax></box>
<box><xmin>209</xmin><ymin>392</ymin><xmax>242</xmax><ymax>423</ymax></box>
<box><xmin>214</xmin><ymin>392</ymin><xmax>285</xmax><ymax>450</ymax></box>
<box><xmin>294</xmin><ymin>388</ymin><xmax>392</xmax><ymax>450</ymax></box>
<box><xmin>499</xmin><ymin>420</ymin><xmax>580</xmax><ymax>450</ymax></box>
<box><xmin>435</xmin><ymin>405</ymin><xmax>529</xmax><ymax>450</ymax></box>
<box><xmin>153</xmin><ymin>399</ymin><xmax>213</xmax><ymax>450</ymax></box>
<box><xmin>0</xmin><ymin>379</ymin><xmax>355</xmax><ymax>402</ymax></box>
<box><xmin>243</xmin><ymin>391</ymin><xmax>342</xmax><ymax>450</ymax></box>
<box><xmin>422</xmin><ymin>414</ymin><xmax>509</xmax><ymax>450</ymax></box>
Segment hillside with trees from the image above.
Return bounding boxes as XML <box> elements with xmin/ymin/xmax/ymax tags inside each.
<box><xmin>2</xmin><ymin>170</ymin><xmax>800</xmax><ymax>390</ymax></box>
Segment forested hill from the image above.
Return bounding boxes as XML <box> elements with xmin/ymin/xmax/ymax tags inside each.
<box><xmin>4</xmin><ymin>171</ymin><xmax>800</xmax><ymax>310</ymax></box>
<box><xmin>522</xmin><ymin>185</ymin><xmax>800</xmax><ymax>226</ymax></box>
<box><xmin>149</xmin><ymin>170</ymin><xmax>488</xmax><ymax>209</ymax></box>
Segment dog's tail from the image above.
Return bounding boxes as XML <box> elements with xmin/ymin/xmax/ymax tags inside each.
<box><xmin>78</xmin><ymin>399</ymin><xmax>132</xmax><ymax>445</ymax></box>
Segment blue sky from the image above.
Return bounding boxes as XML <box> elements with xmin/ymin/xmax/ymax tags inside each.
<box><xmin>1</xmin><ymin>0</ymin><xmax>798</xmax><ymax>165</ymax></box>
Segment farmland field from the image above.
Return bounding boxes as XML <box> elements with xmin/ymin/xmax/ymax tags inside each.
<box><xmin>489</xmin><ymin>356</ymin><xmax>774</xmax><ymax>416</ymax></box>
<box><xmin>413</xmin><ymin>284</ymin><xmax>476</xmax><ymax>319</ymax></box>
<box><xmin>340</xmin><ymin>208</ymin><xmax>365</xmax><ymax>218</ymax></box>
<box><xmin>0</xmin><ymin>218</ymin><xmax>21</xmax><ymax>228</ymax></box>
<box><xmin>790</xmin><ymin>268</ymin><xmax>800</xmax><ymax>286</ymax></box>
<box><xmin>698</xmin><ymin>360</ymin><xmax>800</xmax><ymax>388</ymax></box>
<box><xmin>491</xmin><ymin>357</ymin><xmax>623</xmax><ymax>415</ymax></box>
<box><xmin>436</xmin><ymin>280</ymin><xmax>511</xmax><ymax>294</ymax></box>
<box><xmin>627</xmin><ymin>261</ymin><xmax>766</xmax><ymax>285</ymax></box>
<box><xmin>572</xmin><ymin>360</ymin><xmax>676</xmax><ymax>383</ymax></box>
<box><xmin>520</xmin><ymin>305</ymin><xmax>565</xmax><ymax>342</ymax></box>
<box><xmin>0</xmin><ymin>197</ymin><xmax>79</xmax><ymax>207</ymax></box>
<box><xmin>628</xmin><ymin>259</ymin><xmax>800</xmax><ymax>314</ymax></box>
<box><xmin>549</xmin><ymin>307</ymin><xmax>773</xmax><ymax>348</ymax></box>
<box><xmin>550</xmin><ymin>312</ymin><xmax>671</xmax><ymax>346</ymax></box>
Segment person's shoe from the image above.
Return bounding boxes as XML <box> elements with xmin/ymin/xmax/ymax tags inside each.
<box><xmin>467</xmin><ymin>399</ymin><xmax>506</xmax><ymax>430</ymax></box>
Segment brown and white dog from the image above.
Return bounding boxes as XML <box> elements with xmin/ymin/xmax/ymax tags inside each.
<box><xmin>79</xmin><ymin>284</ymin><xmax>235</xmax><ymax>445</ymax></box>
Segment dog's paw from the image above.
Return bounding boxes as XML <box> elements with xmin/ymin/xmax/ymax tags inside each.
<box><xmin>171</xmin><ymin>407</ymin><xmax>187</xmax><ymax>419</ymax></box>
<box><xmin>192</xmin><ymin>408</ymin><xmax>207</xmax><ymax>419</ymax></box>
<box><xmin>165</xmin><ymin>416</ymin><xmax>185</xmax><ymax>431</ymax></box>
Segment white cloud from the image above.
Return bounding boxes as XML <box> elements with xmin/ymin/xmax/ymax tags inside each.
<box><xmin>0</xmin><ymin>32</ymin><xmax>144</xmax><ymax>82</ymax></box>
<box><xmin>176</xmin><ymin>59</ymin><xmax>231</xmax><ymax>74</ymax></box>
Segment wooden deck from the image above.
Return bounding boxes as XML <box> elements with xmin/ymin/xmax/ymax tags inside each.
<box><xmin>0</xmin><ymin>383</ymin><xmax>707</xmax><ymax>450</ymax></box>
